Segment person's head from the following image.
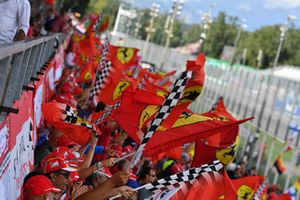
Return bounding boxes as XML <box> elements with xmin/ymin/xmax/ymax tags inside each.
<box><xmin>23</xmin><ymin>175</ymin><xmax>61</xmax><ymax>200</ymax></box>
<box><xmin>138</xmin><ymin>166</ymin><xmax>157</xmax><ymax>184</ymax></box>
<box><xmin>43</xmin><ymin>157</ymin><xmax>77</xmax><ymax>191</ymax></box>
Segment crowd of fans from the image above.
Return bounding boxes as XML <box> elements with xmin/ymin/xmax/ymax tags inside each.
<box><xmin>0</xmin><ymin>1</ymin><xmax>295</xmax><ymax>200</ymax></box>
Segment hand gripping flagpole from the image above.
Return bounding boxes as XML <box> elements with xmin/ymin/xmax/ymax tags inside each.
<box><xmin>127</xmin><ymin>71</ymin><xmax>192</xmax><ymax>170</ymax></box>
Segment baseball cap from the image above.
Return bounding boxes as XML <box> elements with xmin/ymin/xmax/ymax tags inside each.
<box><xmin>23</xmin><ymin>175</ymin><xmax>61</xmax><ymax>198</ymax></box>
<box><xmin>44</xmin><ymin>157</ymin><xmax>77</xmax><ymax>173</ymax></box>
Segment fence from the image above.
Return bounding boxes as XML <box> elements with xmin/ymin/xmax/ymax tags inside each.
<box><xmin>116</xmin><ymin>35</ymin><xmax>300</xmax><ymax>193</ymax></box>
<box><xmin>0</xmin><ymin>34</ymin><xmax>65</xmax><ymax>122</ymax></box>
<box><xmin>0</xmin><ymin>34</ymin><xmax>66</xmax><ymax>200</ymax></box>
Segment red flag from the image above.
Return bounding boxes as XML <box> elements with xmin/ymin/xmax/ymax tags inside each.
<box><xmin>192</xmin><ymin>138</ymin><xmax>238</xmax><ymax>167</ymax></box>
<box><xmin>171</xmin><ymin>170</ymin><xmax>237</xmax><ymax>200</ymax></box>
<box><xmin>273</xmin><ymin>156</ymin><xmax>286</xmax><ymax>174</ymax></box>
<box><xmin>192</xmin><ymin>97</ymin><xmax>241</xmax><ymax>167</ymax></box>
<box><xmin>76</xmin><ymin>62</ymin><xmax>96</xmax><ymax>84</ymax></box>
<box><xmin>94</xmin><ymin>45</ymin><xmax>139</xmax><ymax>105</ymax></box>
<box><xmin>159</xmin><ymin>54</ymin><xmax>206</xmax><ymax>130</ymax></box>
<box><xmin>144</xmin><ymin>113</ymin><xmax>252</xmax><ymax>157</ymax></box>
<box><xmin>41</xmin><ymin>102</ymin><xmax>99</xmax><ymax>145</ymax></box>
<box><xmin>231</xmin><ymin>176</ymin><xmax>265</xmax><ymax>200</ymax></box>
<box><xmin>111</xmin><ymin>90</ymin><xmax>164</xmax><ymax>142</ymax></box>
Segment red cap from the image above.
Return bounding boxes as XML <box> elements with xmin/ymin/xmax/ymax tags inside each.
<box><xmin>23</xmin><ymin>175</ymin><xmax>61</xmax><ymax>198</ymax></box>
<box><xmin>57</xmin><ymin>134</ymin><xmax>78</xmax><ymax>147</ymax></box>
<box><xmin>70</xmin><ymin>171</ymin><xmax>80</xmax><ymax>181</ymax></box>
<box><xmin>43</xmin><ymin>156</ymin><xmax>77</xmax><ymax>173</ymax></box>
<box><xmin>55</xmin><ymin>93</ymin><xmax>77</xmax><ymax>107</ymax></box>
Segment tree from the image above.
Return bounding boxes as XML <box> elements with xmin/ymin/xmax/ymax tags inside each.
<box><xmin>60</xmin><ymin>0</ymin><xmax>91</xmax><ymax>16</ymax></box>
<box><xmin>203</xmin><ymin>12</ymin><xmax>239</xmax><ymax>58</ymax></box>
<box><xmin>87</xmin><ymin>0</ymin><xmax>120</xmax><ymax>30</ymax></box>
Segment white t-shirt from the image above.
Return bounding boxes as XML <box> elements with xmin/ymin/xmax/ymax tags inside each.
<box><xmin>0</xmin><ymin>0</ymin><xmax>30</xmax><ymax>44</ymax></box>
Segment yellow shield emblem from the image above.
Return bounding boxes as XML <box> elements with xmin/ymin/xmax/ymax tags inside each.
<box><xmin>113</xmin><ymin>81</ymin><xmax>130</xmax><ymax>100</ymax></box>
<box><xmin>84</xmin><ymin>72</ymin><xmax>92</xmax><ymax>81</ymax></box>
<box><xmin>117</xmin><ymin>48</ymin><xmax>134</xmax><ymax>64</ymax></box>
<box><xmin>139</xmin><ymin>105</ymin><xmax>159</xmax><ymax>129</ymax></box>
<box><xmin>237</xmin><ymin>185</ymin><xmax>254</xmax><ymax>200</ymax></box>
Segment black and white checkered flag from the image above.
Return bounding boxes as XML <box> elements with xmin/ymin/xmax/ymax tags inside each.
<box><xmin>89</xmin><ymin>37</ymin><xmax>112</xmax><ymax>104</ymax></box>
<box><xmin>252</xmin><ymin>182</ymin><xmax>266</xmax><ymax>200</ymax></box>
<box><xmin>129</xmin><ymin>71</ymin><xmax>192</xmax><ymax>169</ymax></box>
<box><xmin>94</xmin><ymin>100</ymin><xmax>121</xmax><ymax>125</ymax></box>
<box><xmin>109</xmin><ymin>160</ymin><xmax>223</xmax><ymax>200</ymax></box>
<box><xmin>63</xmin><ymin>105</ymin><xmax>98</xmax><ymax>134</ymax></box>
<box><xmin>144</xmin><ymin>160</ymin><xmax>223</xmax><ymax>192</ymax></box>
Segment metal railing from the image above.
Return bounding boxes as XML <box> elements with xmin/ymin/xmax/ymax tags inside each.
<box><xmin>116</xmin><ymin>35</ymin><xmax>300</xmax><ymax>189</ymax></box>
<box><xmin>0</xmin><ymin>33</ymin><xmax>65</xmax><ymax>121</ymax></box>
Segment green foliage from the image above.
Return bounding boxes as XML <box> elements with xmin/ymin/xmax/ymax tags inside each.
<box><xmin>87</xmin><ymin>0</ymin><xmax>120</xmax><ymax>30</ymax></box>
<box><xmin>204</xmin><ymin>12</ymin><xmax>238</xmax><ymax>58</ymax></box>
<box><xmin>85</xmin><ymin>1</ymin><xmax>300</xmax><ymax>67</ymax></box>
<box><xmin>60</xmin><ymin>0</ymin><xmax>90</xmax><ymax>15</ymax></box>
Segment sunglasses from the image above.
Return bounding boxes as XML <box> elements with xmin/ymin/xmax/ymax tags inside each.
<box><xmin>56</xmin><ymin>171</ymin><xmax>70</xmax><ymax>179</ymax></box>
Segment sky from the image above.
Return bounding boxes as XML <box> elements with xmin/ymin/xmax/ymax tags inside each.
<box><xmin>132</xmin><ymin>0</ymin><xmax>300</xmax><ymax>31</ymax></box>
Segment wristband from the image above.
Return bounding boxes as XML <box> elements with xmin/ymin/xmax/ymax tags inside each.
<box><xmin>96</xmin><ymin>162</ymin><xmax>103</xmax><ymax>170</ymax></box>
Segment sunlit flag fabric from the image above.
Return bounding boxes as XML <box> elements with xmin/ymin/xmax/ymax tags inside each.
<box><xmin>111</xmin><ymin>89</ymin><xmax>165</xmax><ymax>142</ymax></box>
<box><xmin>143</xmin><ymin>112</ymin><xmax>252</xmax><ymax>157</ymax></box>
<box><xmin>231</xmin><ymin>176</ymin><xmax>265</xmax><ymax>200</ymax></box>
<box><xmin>191</xmin><ymin>138</ymin><xmax>238</xmax><ymax>167</ymax></box>
<box><xmin>143</xmin><ymin>160</ymin><xmax>225</xmax><ymax>200</ymax></box>
<box><xmin>192</xmin><ymin>97</ymin><xmax>242</xmax><ymax>167</ymax></box>
<box><xmin>94</xmin><ymin>45</ymin><xmax>139</xmax><ymax>105</ymax></box>
<box><xmin>76</xmin><ymin>62</ymin><xmax>96</xmax><ymax>84</ymax></box>
<box><xmin>41</xmin><ymin>102</ymin><xmax>99</xmax><ymax>145</ymax></box>
<box><xmin>170</xmin><ymin>169</ymin><xmax>236</xmax><ymax>200</ymax></box>
<box><xmin>159</xmin><ymin>53</ymin><xmax>206</xmax><ymax>130</ymax></box>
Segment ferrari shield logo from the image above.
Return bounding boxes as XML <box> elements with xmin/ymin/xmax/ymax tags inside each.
<box><xmin>117</xmin><ymin>48</ymin><xmax>134</xmax><ymax>64</ymax></box>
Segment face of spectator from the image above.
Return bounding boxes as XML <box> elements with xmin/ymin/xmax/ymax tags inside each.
<box><xmin>146</xmin><ymin>169</ymin><xmax>157</xmax><ymax>183</ymax></box>
<box><xmin>50</xmin><ymin>171</ymin><xmax>70</xmax><ymax>191</ymax></box>
<box><xmin>26</xmin><ymin>192</ymin><xmax>54</xmax><ymax>200</ymax></box>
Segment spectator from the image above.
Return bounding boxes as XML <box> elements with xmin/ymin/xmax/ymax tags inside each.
<box><xmin>23</xmin><ymin>175</ymin><xmax>61</xmax><ymax>200</ymax></box>
<box><xmin>0</xmin><ymin>0</ymin><xmax>31</xmax><ymax>44</ymax></box>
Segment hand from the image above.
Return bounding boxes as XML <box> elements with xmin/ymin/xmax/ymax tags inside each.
<box><xmin>117</xmin><ymin>186</ymin><xmax>135</xmax><ymax>199</ymax></box>
<box><xmin>102</xmin><ymin>157</ymin><xmax>115</xmax><ymax>168</ymax></box>
<box><xmin>70</xmin><ymin>181</ymin><xmax>89</xmax><ymax>200</ymax></box>
<box><xmin>90</xmin><ymin>134</ymin><xmax>98</xmax><ymax>148</ymax></box>
<box><xmin>109</xmin><ymin>171</ymin><xmax>130</xmax><ymax>187</ymax></box>
<box><xmin>106</xmin><ymin>149</ymin><xmax>117</xmax><ymax>157</ymax></box>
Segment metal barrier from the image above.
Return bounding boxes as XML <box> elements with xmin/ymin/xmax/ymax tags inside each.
<box><xmin>0</xmin><ymin>33</ymin><xmax>65</xmax><ymax>121</ymax></box>
<box><xmin>117</xmin><ymin>35</ymin><xmax>300</xmax><ymax>189</ymax></box>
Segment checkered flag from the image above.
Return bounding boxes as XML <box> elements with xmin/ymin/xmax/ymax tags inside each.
<box><xmin>63</xmin><ymin>105</ymin><xmax>98</xmax><ymax>134</ymax></box>
<box><xmin>129</xmin><ymin>71</ymin><xmax>192</xmax><ymax>169</ymax></box>
<box><xmin>144</xmin><ymin>160</ymin><xmax>223</xmax><ymax>192</ymax></box>
<box><xmin>94</xmin><ymin>100</ymin><xmax>121</xmax><ymax>125</ymax></box>
<box><xmin>109</xmin><ymin>160</ymin><xmax>223</xmax><ymax>200</ymax></box>
<box><xmin>89</xmin><ymin>37</ymin><xmax>112</xmax><ymax>104</ymax></box>
<box><xmin>252</xmin><ymin>182</ymin><xmax>266</xmax><ymax>200</ymax></box>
